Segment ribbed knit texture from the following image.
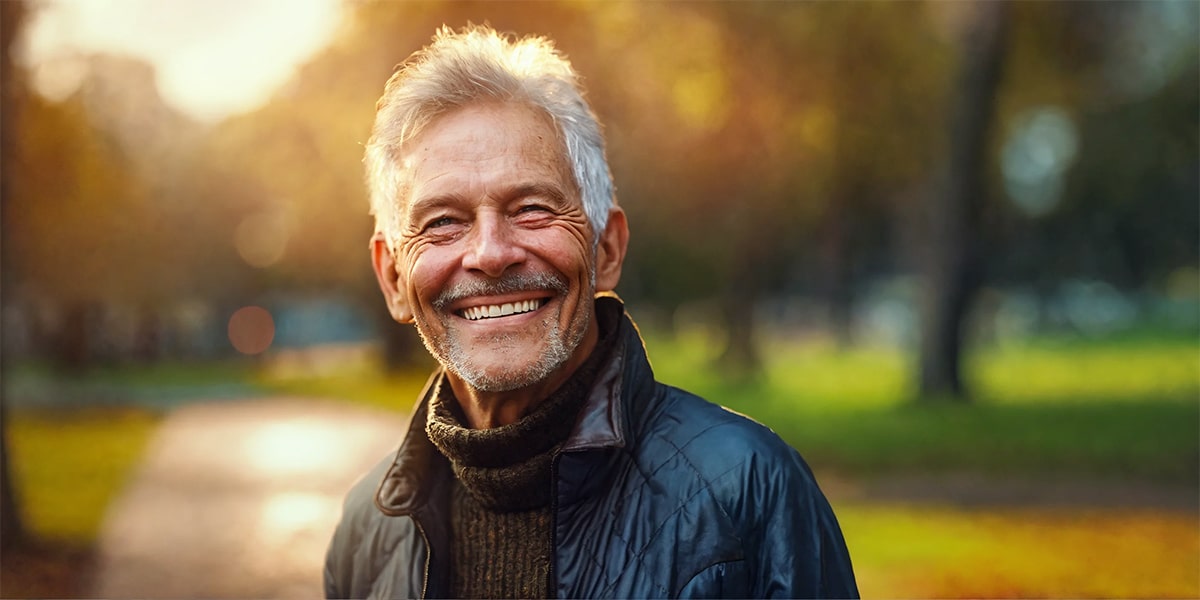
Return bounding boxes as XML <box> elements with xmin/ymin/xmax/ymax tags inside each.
<box><xmin>449</xmin><ymin>481</ymin><xmax>554</xmax><ymax>599</ymax></box>
<box><xmin>426</xmin><ymin>306</ymin><xmax>618</xmax><ymax>599</ymax></box>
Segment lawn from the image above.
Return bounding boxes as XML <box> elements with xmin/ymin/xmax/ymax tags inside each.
<box><xmin>6</xmin><ymin>407</ymin><xmax>160</xmax><ymax>543</ymax></box>
<box><xmin>644</xmin><ymin>327</ymin><xmax>1200</xmax><ymax>484</ymax></box>
<box><xmin>840</xmin><ymin>502</ymin><xmax>1200</xmax><ymax>598</ymax></box>
<box><xmin>3</xmin><ymin>328</ymin><xmax>1196</xmax><ymax>598</ymax></box>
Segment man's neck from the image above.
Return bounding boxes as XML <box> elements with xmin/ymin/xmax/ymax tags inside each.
<box><xmin>447</xmin><ymin>325</ymin><xmax>599</xmax><ymax>429</ymax></box>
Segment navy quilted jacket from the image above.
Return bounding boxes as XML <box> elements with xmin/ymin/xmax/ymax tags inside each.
<box><xmin>324</xmin><ymin>298</ymin><xmax>858</xmax><ymax>599</ymax></box>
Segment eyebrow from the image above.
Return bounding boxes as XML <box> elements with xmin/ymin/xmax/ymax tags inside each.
<box><xmin>408</xmin><ymin>193</ymin><xmax>466</xmax><ymax>215</ymax></box>
<box><xmin>505</xmin><ymin>182</ymin><xmax>570</xmax><ymax>206</ymax></box>
<box><xmin>410</xmin><ymin>182</ymin><xmax>571</xmax><ymax>214</ymax></box>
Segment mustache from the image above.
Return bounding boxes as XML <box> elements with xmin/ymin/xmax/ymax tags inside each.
<box><xmin>433</xmin><ymin>271</ymin><xmax>569</xmax><ymax>310</ymax></box>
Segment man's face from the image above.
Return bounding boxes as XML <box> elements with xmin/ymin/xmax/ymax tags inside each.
<box><xmin>377</xmin><ymin>102</ymin><xmax>615</xmax><ymax>392</ymax></box>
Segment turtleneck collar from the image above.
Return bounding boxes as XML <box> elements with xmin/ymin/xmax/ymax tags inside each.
<box><xmin>425</xmin><ymin>305</ymin><xmax>618</xmax><ymax>512</ymax></box>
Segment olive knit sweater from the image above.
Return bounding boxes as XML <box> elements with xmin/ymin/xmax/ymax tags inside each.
<box><xmin>425</xmin><ymin>318</ymin><xmax>615</xmax><ymax>598</ymax></box>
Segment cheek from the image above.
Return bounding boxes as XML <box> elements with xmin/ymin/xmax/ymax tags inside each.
<box><xmin>530</xmin><ymin>225</ymin><xmax>593</xmax><ymax>275</ymax></box>
<box><xmin>402</xmin><ymin>249</ymin><xmax>455</xmax><ymax>305</ymax></box>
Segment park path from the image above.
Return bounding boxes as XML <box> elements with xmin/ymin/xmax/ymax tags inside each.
<box><xmin>90</xmin><ymin>398</ymin><xmax>407</xmax><ymax>599</ymax></box>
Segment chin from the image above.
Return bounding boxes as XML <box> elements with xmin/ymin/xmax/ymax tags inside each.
<box><xmin>417</xmin><ymin>309</ymin><xmax>588</xmax><ymax>394</ymax></box>
<box><xmin>450</xmin><ymin>350</ymin><xmax>567</xmax><ymax>393</ymax></box>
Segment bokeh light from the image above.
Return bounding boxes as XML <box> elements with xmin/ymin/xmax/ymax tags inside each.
<box><xmin>227</xmin><ymin>305</ymin><xmax>274</xmax><ymax>355</ymax></box>
<box><xmin>235</xmin><ymin>211</ymin><xmax>291</xmax><ymax>268</ymax></box>
<box><xmin>1001</xmin><ymin>106</ymin><xmax>1079</xmax><ymax>218</ymax></box>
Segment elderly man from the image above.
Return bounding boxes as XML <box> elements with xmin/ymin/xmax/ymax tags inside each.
<box><xmin>325</xmin><ymin>25</ymin><xmax>857</xmax><ymax>599</ymax></box>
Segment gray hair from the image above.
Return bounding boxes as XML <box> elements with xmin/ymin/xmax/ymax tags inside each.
<box><xmin>365</xmin><ymin>25</ymin><xmax>614</xmax><ymax>252</ymax></box>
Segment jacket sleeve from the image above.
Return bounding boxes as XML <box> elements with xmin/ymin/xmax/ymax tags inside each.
<box><xmin>746</xmin><ymin>443</ymin><xmax>859</xmax><ymax>599</ymax></box>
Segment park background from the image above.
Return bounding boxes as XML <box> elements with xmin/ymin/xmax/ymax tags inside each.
<box><xmin>1</xmin><ymin>0</ymin><xmax>1197</xmax><ymax>597</ymax></box>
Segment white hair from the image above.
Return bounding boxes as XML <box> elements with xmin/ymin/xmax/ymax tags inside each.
<box><xmin>365</xmin><ymin>25</ymin><xmax>614</xmax><ymax>252</ymax></box>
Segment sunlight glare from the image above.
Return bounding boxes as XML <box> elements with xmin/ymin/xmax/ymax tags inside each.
<box><xmin>257</xmin><ymin>492</ymin><xmax>338</xmax><ymax>544</ymax></box>
<box><xmin>245</xmin><ymin>421</ymin><xmax>346</xmax><ymax>476</ymax></box>
<box><xmin>22</xmin><ymin>0</ymin><xmax>343</xmax><ymax>122</ymax></box>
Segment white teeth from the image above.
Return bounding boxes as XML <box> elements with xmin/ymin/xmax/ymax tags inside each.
<box><xmin>462</xmin><ymin>299</ymin><xmax>541</xmax><ymax>320</ymax></box>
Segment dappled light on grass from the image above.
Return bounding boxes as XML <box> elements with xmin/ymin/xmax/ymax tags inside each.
<box><xmin>841</xmin><ymin>503</ymin><xmax>1200</xmax><ymax>598</ymax></box>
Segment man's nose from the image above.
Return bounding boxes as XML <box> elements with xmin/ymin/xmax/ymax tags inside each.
<box><xmin>462</xmin><ymin>214</ymin><xmax>526</xmax><ymax>277</ymax></box>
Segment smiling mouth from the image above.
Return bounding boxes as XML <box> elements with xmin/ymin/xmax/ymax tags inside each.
<box><xmin>459</xmin><ymin>299</ymin><xmax>547</xmax><ymax>321</ymax></box>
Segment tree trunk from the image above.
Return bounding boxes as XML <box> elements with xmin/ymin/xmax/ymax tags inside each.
<box><xmin>918</xmin><ymin>2</ymin><xmax>1010</xmax><ymax>402</ymax></box>
<box><xmin>821</xmin><ymin>187</ymin><xmax>858</xmax><ymax>349</ymax></box>
<box><xmin>717</xmin><ymin>245</ymin><xmax>762</xmax><ymax>378</ymax></box>
<box><xmin>1</xmin><ymin>399</ymin><xmax>23</xmax><ymax>549</ymax></box>
<box><xmin>56</xmin><ymin>301</ymin><xmax>98</xmax><ymax>371</ymax></box>
<box><xmin>1</xmin><ymin>0</ymin><xmax>27</xmax><ymax>549</ymax></box>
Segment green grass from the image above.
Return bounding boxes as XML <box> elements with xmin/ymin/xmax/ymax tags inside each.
<box><xmin>641</xmin><ymin>328</ymin><xmax>1200</xmax><ymax>483</ymax></box>
<box><xmin>7</xmin><ymin>408</ymin><xmax>160</xmax><ymax>543</ymax></box>
<box><xmin>839</xmin><ymin>502</ymin><xmax>1199</xmax><ymax>598</ymax></box>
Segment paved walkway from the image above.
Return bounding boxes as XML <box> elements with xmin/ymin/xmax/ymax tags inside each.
<box><xmin>90</xmin><ymin>398</ymin><xmax>407</xmax><ymax>599</ymax></box>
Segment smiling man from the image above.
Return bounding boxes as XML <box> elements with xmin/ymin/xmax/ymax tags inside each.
<box><xmin>324</xmin><ymin>25</ymin><xmax>857</xmax><ymax>599</ymax></box>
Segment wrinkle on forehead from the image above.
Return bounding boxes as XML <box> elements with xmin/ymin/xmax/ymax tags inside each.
<box><xmin>397</xmin><ymin>101</ymin><xmax>579</xmax><ymax>213</ymax></box>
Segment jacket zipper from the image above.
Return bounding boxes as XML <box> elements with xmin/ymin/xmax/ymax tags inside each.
<box><xmin>547</xmin><ymin>451</ymin><xmax>561</xmax><ymax>598</ymax></box>
<box><xmin>412</xmin><ymin>515</ymin><xmax>432</xmax><ymax>599</ymax></box>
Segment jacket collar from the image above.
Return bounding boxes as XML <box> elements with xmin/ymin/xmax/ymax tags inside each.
<box><xmin>375</xmin><ymin>370</ymin><xmax>448</xmax><ymax>516</ymax></box>
<box><xmin>561</xmin><ymin>295</ymin><xmax>640</xmax><ymax>452</ymax></box>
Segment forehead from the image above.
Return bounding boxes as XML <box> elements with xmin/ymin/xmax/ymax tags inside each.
<box><xmin>399</xmin><ymin>102</ymin><xmax>575</xmax><ymax>206</ymax></box>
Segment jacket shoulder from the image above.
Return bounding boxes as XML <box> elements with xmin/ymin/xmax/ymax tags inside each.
<box><xmin>635</xmin><ymin>385</ymin><xmax>858</xmax><ymax>597</ymax></box>
<box><xmin>638</xmin><ymin>384</ymin><xmax>820</xmax><ymax>491</ymax></box>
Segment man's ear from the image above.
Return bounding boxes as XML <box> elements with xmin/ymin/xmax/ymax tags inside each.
<box><xmin>594</xmin><ymin>207</ymin><xmax>629</xmax><ymax>292</ymax></box>
<box><xmin>371</xmin><ymin>232</ymin><xmax>414</xmax><ymax>324</ymax></box>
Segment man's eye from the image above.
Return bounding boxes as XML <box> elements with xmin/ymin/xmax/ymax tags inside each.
<box><xmin>517</xmin><ymin>205</ymin><xmax>549</xmax><ymax>215</ymax></box>
<box><xmin>426</xmin><ymin>217</ymin><xmax>455</xmax><ymax>229</ymax></box>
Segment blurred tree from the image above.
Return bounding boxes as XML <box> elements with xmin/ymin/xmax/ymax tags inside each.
<box><xmin>598</xmin><ymin>2</ymin><xmax>953</xmax><ymax>371</ymax></box>
<box><xmin>809</xmin><ymin>3</ymin><xmax>949</xmax><ymax>346</ymax></box>
<box><xmin>990</xmin><ymin>2</ymin><xmax>1199</xmax><ymax>299</ymax></box>
<box><xmin>1</xmin><ymin>0</ymin><xmax>26</xmax><ymax>551</ymax></box>
<box><xmin>917</xmin><ymin>2</ymin><xmax>1010</xmax><ymax>401</ymax></box>
<box><xmin>4</xmin><ymin>49</ymin><xmax>231</xmax><ymax>367</ymax></box>
<box><xmin>43</xmin><ymin>0</ymin><xmax>1179</xmax><ymax>384</ymax></box>
<box><xmin>7</xmin><ymin>90</ymin><xmax>147</xmax><ymax>366</ymax></box>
